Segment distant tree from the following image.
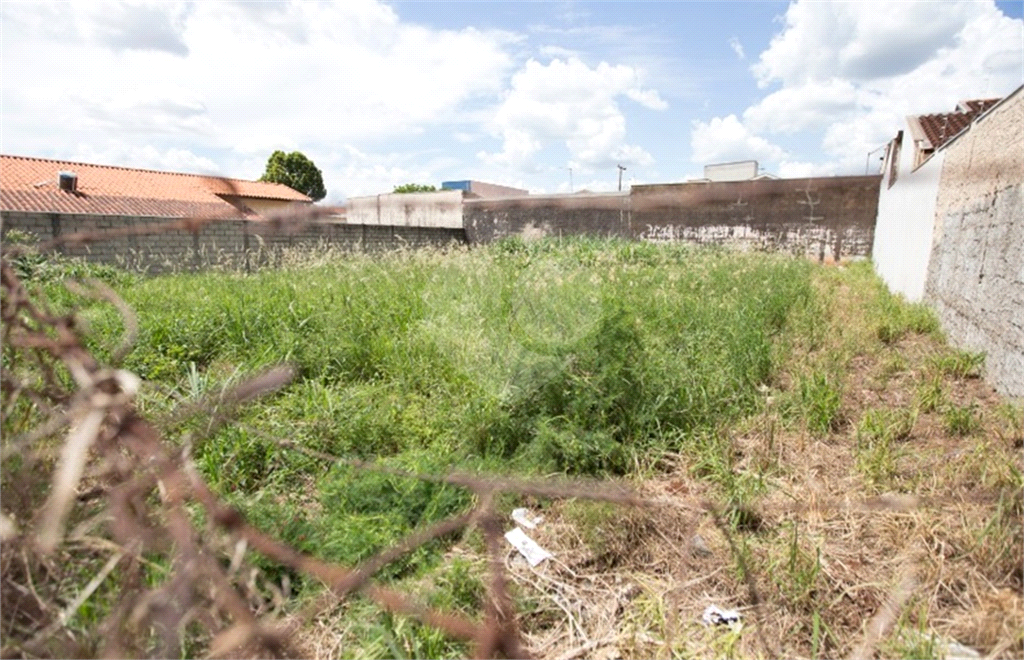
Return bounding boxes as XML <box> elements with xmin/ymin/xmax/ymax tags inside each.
<box><xmin>259</xmin><ymin>150</ymin><xmax>326</xmax><ymax>202</ymax></box>
<box><xmin>393</xmin><ymin>183</ymin><xmax>437</xmax><ymax>193</ymax></box>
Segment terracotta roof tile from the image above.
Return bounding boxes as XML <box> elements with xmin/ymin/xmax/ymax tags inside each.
<box><xmin>913</xmin><ymin>98</ymin><xmax>1002</xmax><ymax>151</ymax></box>
<box><xmin>958</xmin><ymin>98</ymin><xmax>1001</xmax><ymax>114</ymax></box>
<box><xmin>0</xmin><ymin>154</ymin><xmax>311</xmax><ymax>219</ymax></box>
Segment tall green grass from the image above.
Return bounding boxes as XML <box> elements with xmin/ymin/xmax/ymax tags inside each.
<box><xmin>45</xmin><ymin>238</ymin><xmax>820</xmax><ymax>591</ymax></box>
<box><xmin>80</xmin><ymin>240</ymin><xmax>815</xmax><ymax>469</ymax></box>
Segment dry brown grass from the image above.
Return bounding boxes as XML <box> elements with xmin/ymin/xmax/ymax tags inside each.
<box><xmin>1</xmin><ymin>218</ymin><xmax>1020</xmax><ymax>659</ymax></box>
<box><xmin>451</xmin><ymin>266</ymin><xmax>1021</xmax><ymax>660</ymax></box>
<box><xmin>299</xmin><ymin>264</ymin><xmax>1022</xmax><ymax>660</ymax></box>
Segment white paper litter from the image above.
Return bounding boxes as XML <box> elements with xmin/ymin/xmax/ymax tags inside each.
<box><xmin>504</xmin><ymin>527</ymin><xmax>553</xmax><ymax>566</ymax></box>
<box><xmin>898</xmin><ymin>631</ymin><xmax>980</xmax><ymax>660</ymax></box>
<box><xmin>511</xmin><ymin>508</ymin><xmax>544</xmax><ymax>530</ymax></box>
<box><xmin>702</xmin><ymin>604</ymin><xmax>742</xmax><ymax>627</ymax></box>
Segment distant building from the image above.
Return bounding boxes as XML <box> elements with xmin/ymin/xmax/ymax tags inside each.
<box><xmin>873</xmin><ymin>94</ymin><xmax>1008</xmax><ymax>301</ymax></box>
<box><xmin>684</xmin><ymin>161</ymin><xmax>777</xmax><ymax>183</ymax></box>
<box><xmin>0</xmin><ymin>154</ymin><xmax>311</xmax><ymax>220</ymax></box>
<box><xmin>441</xmin><ymin>180</ymin><xmax>529</xmax><ymax>198</ymax></box>
<box><xmin>703</xmin><ymin>160</ymin><xmax>759</xmax><ymax>182</ymax></box>
<box><xmin>345</xmin><ymin>190</ymin><xmax>463</xmax><ymax>228</ymax></box>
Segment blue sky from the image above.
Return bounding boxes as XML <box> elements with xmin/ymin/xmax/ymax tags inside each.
<box><xmin>2</xmin><ymin>1</ymin><xmax>1022</xmax><ymax>202</ymax></box>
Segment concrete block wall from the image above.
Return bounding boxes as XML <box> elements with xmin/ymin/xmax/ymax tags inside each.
<box><xmin>464</xmin><ymin>176</ymin><xmax>881</xmax><ymax>262</ymax></box>
<box><xmin>923</xmin><ymin>88</ymin><xmax>1024</xmax><ymax>398</ymax></box>
<box><xmin>1</xmin><ymin>211</ymin><xmax>467</xmax><ymax>273</ymax></box>
<box><xmin>631</xmin><ymin>176</ymin><xmax>879</xmax><ymax>261</ymax></box>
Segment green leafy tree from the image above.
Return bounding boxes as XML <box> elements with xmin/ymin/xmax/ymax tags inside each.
<box><xmin>393</xmin><ymin>183</ymin><xmax>438</xmax><ymax>193</ymax></box>
<box><xmin>259</xmin><ymin>150</ymin><xmax>327</xmax><ymax>202</ymax></box>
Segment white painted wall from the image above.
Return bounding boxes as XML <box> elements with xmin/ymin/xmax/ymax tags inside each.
<box><xmin>704</xmin><ymin>161</ymin><xmax>758</xmax><ymax>182</ymax></box>
<box><xmin>345</xmin><ymin>190</ymin><xmax>463</xmax><ymax>228</ymax></box>
<box><xmin>872</xmin><ymin>136</ymin><xmax>944</xmax><ymax>301</ymax></box>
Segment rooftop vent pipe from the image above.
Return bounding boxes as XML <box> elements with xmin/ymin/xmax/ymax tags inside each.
<box><xmin>58</xmin><ymin>171</ymin><xmax>77</xmax><ymax>192</ymax></box>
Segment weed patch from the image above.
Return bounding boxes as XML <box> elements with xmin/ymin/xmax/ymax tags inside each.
<box><xmin>915</xmin><ymin>376</ymin><xmax>946</xmax><ymax>413</ymax></box>
<box><xmin>791</xmin><ymin>371</ymin><xmax>844</xmax><ymax>436</ymax></box>
<box><xmin>855</xmin><ymin>407</ymin><xmax>916</xmax><ymax>488</ymax></box>
<box><xmin>944</xmin><ymin>403</ymin><xmax>982</xmax><ymax>436</ymax></box>
<box><xmin>930</xmin><ymin>349</ymin><xmax>986</xmax><ymax>379</ymax></box>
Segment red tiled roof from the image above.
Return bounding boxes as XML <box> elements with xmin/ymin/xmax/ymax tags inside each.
<box><xmin>0</xmin><ymin>154</ymin><xmax>312</xmax><ymax>219</ymax></box>
<box><xmin>958</xmin><ymin>98</ymin><xmax>1001</xmax><ymax>114</ymax></box>
<box><xmin>913</xmin><ymin>98</ymin><xmax>1002</xmax><ymax>151</ymax></box>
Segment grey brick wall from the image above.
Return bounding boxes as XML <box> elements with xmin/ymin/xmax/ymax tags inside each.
<box><xmin>0</xmin><ymin>212</ymin><xmax>467</xmax><ymax>273</ymax></box>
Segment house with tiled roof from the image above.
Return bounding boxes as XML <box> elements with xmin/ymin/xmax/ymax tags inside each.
<box><xmin>0</xmin><ymin>154</ymin><xmax>317</xmax><ymax>272</ymax></box>
<box><xmin>873</xmin><ymin>94</ymin><xmax>1009</xmax><ymax>302</ymax></box>
<box><xmin>0</xmin><ymin>154</ymin><xmax>312</xmax><ymax>220</ymax></box>
<box><xmin>0</xmin><ymin>154</ymin><xmax>470</xmax><ymax>273</ymax></box>
<box><xmin>873</xmin><ymin>85</ymin><xmax>1023</xmax><ymax>397</ymax></box>
<box><xmin>905</xmin><ymin>98</ymin><xmax>1001</xmax><ymax>168</ymax></box>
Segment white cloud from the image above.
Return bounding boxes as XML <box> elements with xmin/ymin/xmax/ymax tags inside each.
<box><xmin>625</xmin><ymin>88</ymin><xmax>668</xmax><ymax>110</ymax></box>
<box><xmin>305</xmin><ymin>144</ymin><xmax>526</xmax><ymax>203</ymax></box>
<box><xmin>0</xmin><ymin>1</ymin><xmax>518</xmax><ymax>168</ymax></box>
<box><xmin>0</xmin><ymin>1</ymin><xmax>194</xmax><ymax>56</ymax></box>
<box><xmin>743</xmin><ymin>79</ymin><xmax>860</xmax><ymax>134</ymax></box>
<box><xmin>89</xmin><ymin>2</ymin><xmax>194</xmax><ymax>56</ymax></box>
<box><xmin>538</xmin><ymin>44</ymin><xmax>579</xmax><ymax>59</ymax></box>
<box><xmin>690</xmin><ymin>114</ymin><xmax>786</xmax><ymax>165</ymax></box>
<box><xmin>741</xmin><ymin>0</ymin><xmax>1023</xmax><ymax>175</ymax></box>
<box><xmin>313</xmin><ymin>145</ymin><xmax>442</xmax><ymax>202</ymax></box>
<box><xmin>752</xmin><ymin>1</ymin><xmax>983</xmax><ymax>87</ymax></box>
<box><xmin>71</xmin><ymin>87</ymin><xmax>216</xmax><ymax>137</ymax></box>
<box><xmin>729</xmin><ymin>37</ymin><xmax>745</xmax><ymax>60</ymax></box>
<box><xmin>70</xmin><ymin>144</ymin><xmax>221</xmax><ymax>174</ymax></box>
<box><xmin>819</xmin><ymin>108</ymin><xmax>905</xmax><ymax>163</ymax></box>
<box><xmin>776</xmin><ymin>160</ymin><xmax>837</xmax><ymax>179</ymax></box>
<box><xmin>479</xmin><ymin>57</ymin><xmax>665</xmax><ymax>170</ymax></box>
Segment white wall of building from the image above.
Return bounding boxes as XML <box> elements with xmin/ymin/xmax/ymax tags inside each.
<box><xmin>872</xmin><ymin>136</ymin><xmax>944</xmax><ymax>301</ymax></box>
<box><xmin>704</xmin><ymin>161</ymin><xmax>758</xmax><ymax>182</ymax></box>
<box><xmin>345</xmin><ymin>190</ymin><xmax>463</xmax><ymax>228</ymax></box>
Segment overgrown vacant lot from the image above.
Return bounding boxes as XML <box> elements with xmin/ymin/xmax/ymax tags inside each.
<box><xmin>3</xmin><ymin>239</ymin><xmax>1021</xmax><ymax>659</ymax></box>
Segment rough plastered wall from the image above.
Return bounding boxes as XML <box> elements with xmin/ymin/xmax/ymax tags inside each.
<box><xmin>345</xmin><ymin>190</ymin><xmax>463</xmax><ymax>228</ymax></box>
<box><xmin>924</xmin><ymin>87</ymin><xmax>1024</xmax><ymax>398</ymax></box>
<box><xmin>631</xmin><ymin>176</ymin><xmax>879</xmax><ymax>261</ymax></box>
<box><xmin>463</xmin><ymin>176</ymin><xmax>881</xmax><ymax>262</ymax></box>
<box><xmin>463</xmin><ymin>192</ymin><xmax>629</xmax><ymax>243</ymax></box>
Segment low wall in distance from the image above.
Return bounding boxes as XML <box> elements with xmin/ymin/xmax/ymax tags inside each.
<box><xmin>0</xmin><ymin>211</ymin><xmax>467</xmax><ymax>273</ymax></box>
<box><xmin>464</xmin><ymin>176</ymin><xmax>881</xmax><ymax>261</ymax></box>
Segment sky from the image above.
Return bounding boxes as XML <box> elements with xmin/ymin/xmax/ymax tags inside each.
<box><xmin>2</xmin><ymin>1</ymin><xmax>1022</xmax><ymax>203</ymax></box>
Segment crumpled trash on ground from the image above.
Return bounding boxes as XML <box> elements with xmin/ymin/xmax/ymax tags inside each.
<box><xmin>702</xmin><ymin>604</ymin><xmax>742</xmax><ymax>628</ymax></box>
<box><xmin>505</xmin><ymin>526</ymin><xmax>553</xmax><ymax>567</ymax></box>
<box><xmin>898</xmin><ymin>630</ymin><xmax>980</xmax><ymax>660</ymax></box>
<box><xmin>511</xmin><ymin>507</ymin><xmax>544</xmax><ymax>530</ymax></box>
